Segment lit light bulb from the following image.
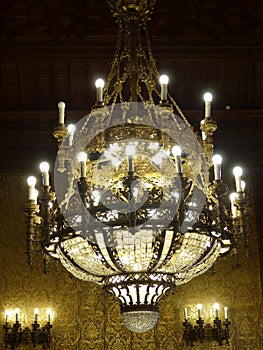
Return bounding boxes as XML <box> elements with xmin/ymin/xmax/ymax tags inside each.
<box><xmin>67</xmin><ymin>124</ymin><xmax>76</xmax><ymax>134</ymax></box>
<box><xmin>77</xmin><ymin>152</ymin><xmax>87</xmax><ymax>162</ymax></box>
<box><xmin>125</xmin><ymin>145</ymin><xmax>136</xmax><ymax>156</ymax></box>
<box><xmin>230</xmin><ymin>192</ymin><xmax>238</xmax><ymax>202</ymax></box>
<box><xmin>57</xmin><ymin>101</ymin><xmax>66</xmax><ymax>124</ymax></box>
<box><xmin>214</xmin><ymin>303</ymin><xmax>219</xmax><ymax>309</ymax></box>
<box><xmin>15</xmin><ymin>308</ymin><xmax>19</xmax><ymax>322</ymax></box>
<box><xmin>5</xmin><ymin>310</ymin><xmax>11</xmax><ymax>323</ymax></box>
<box><xmin>233</xmin><ymin>166</ymin><xmax>243</xmax><ymax>192</ymax></box>
<box><xmin>197</xmin><ymin>304</ymin><xmax>202</xmax><ymax>318</ymax></box>
<box><xmin>34</xmin><ymin>308</ymin><xmax>39</xmax><ymax>322</ymax></box>
<box><xmin>203</xmin><ymin>92</ymin><xmax>213</xmax><ymax>119</ymax></box>
<box><xmin>159</xmin><ymin>74</ymin><xmax>169</xmax><ymax>101</ymax></box>
<box><xmin>214</xmin><ymin>303</ymin><xmax>219</xmax><ymax>318</ymax></box>
<box><xmin>212</xmin><ymin>154</ymin><xmax>222</xmax><ymax>181</ymax></box>
<box><xmin>77</xmin><ymin>152</ymin><xmax>87</xmax><ymax>178</ymax></box>
<box><xmin>203</xmin><ymin>92</ymin><xmax>213</xmax><ymax>103</ymax></box>
<box><xmin>67</xmin><ymin>124</ymin><xmax>76</xmax><ymax>146</ymax></box>
<box><xmin>27</xmin><ymin>176</ymin><xmax>37</xmax><ymax>187</ymax></box>
<box><xmin>39</xmin><ymin>161</ymin><xmax>49</xmax><ymax>173</ymax></box>
<box><xmin>92</xmin><ymin>190</ymin><xmax>101</xmax><ymax>205</ymax></box>
<box><xmin>125</xmin><ymin>145</ymin><xmax>136</xmax><ymax>172</ymax></box>
<box><xmin>95</xmin><ymin>78</ymin><xmax>105</xmax><ymax>103</ymax></box>
<box><xmin>241</xmin><ymin>180</ymin><xmax>246</xmax><ymax>191</ymax></box>
<box><xmin>233</xmin><ymin>166</ymin><xmax>243</xmax><ymax>177</ymax></box>
<box><xmin>230</xmin><ymin>192</ymin><xmax>238</xmax><ymax>218</ymax></box>
<box><xmin>95</xmin><ymin>78</ymin><xmax>105</xmax><ymax>89</ymax></box>
<box><xmin>171</xmin><ymin>145</ymin><xmax>182</xmax><ymax>157</ymax></box>
<box><xmin>224</xmin><ymin>306</ymin><xmax>228</xmax><ymax>320</ymax></box>
<box><xmin>212</xmin><ymin>154</ymin><xmax>222</xmax><ymax>165</ymax></box>
<box><xmin>183</xmin><ymin>307</ymin><xmax>188</xmax><ymax>320</ymax></box>
<box><xmin>46</xmin><ymin>309</ymin><xmax>52</xmax><ymax>323</ymax></box>
<box><xmin>159</xmin><ymin>74</ymin><xmax>169</xmax><ymax>85</ymax></box>
<box><xmin>27</xmin><ymin>176</ymin><xmax>37</xmax><ymax>201</ymax></box>
<box><xmin>39</xmin><ymin>161</ymin><xmax>50</xmax><ymax>186</ymax></box>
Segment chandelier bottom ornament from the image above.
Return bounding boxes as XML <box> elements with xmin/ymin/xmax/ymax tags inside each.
<box><xmin>103</xmin><ymin>272</ymin><xmax>176</xmax><ymax>333</ymax></box>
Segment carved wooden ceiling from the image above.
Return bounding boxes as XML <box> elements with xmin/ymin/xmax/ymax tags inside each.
<box><xmin>0</xmin><ymin>0</ymin><xmax>262</xmax><ymax>168</ymax></box>
<box><xmin>0</xmin><ymin>0</ymin><xmax>263</xmax><ymax>42</ymax></box>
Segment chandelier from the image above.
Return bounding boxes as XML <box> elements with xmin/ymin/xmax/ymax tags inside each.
<box><xmin>24</xmin><ymin>0</ymin><xmax>250</xmax><ymax>334</ymax></box>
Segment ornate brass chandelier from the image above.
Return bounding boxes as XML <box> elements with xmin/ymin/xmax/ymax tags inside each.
<box><xmin>24</xmin><ymin>0</ymin><xmax>250</xmax><ymax>334</ymax></box>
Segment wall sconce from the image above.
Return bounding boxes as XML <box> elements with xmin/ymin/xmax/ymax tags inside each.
<box><xmin>3</xmin><ymin>308</ymin><xmax>53</xmax><ymax>349</ymax></box>
<box><xmin>183</xmin><ymin>303</ymin><xmax>230</xmax><ymax>346</ymax></box>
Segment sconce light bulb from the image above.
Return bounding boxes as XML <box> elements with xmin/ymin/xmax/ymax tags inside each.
<box><xmin>39</xmin><ymin>161</ymin><xmax>50</xmax><ymax>173</ymax></box>
<box><xmin>67</xmin><ymin>124</ymin><xmax>76</xmax><ymax>134</ymax></box>
<box><xmin>95</xmin><ymin>78</ymin><xmax>105</xmax><ymax>89</ymax></box>
<box><xmin>212</xmin><ymin>154</ymin><xmax>222</xmax><ymax>165</ymax></box>
<box><xmin>203</xmin><ymin>92</ymin><xmax>213</xmax><ymax>102</ymax></box>
<box><xmin>197</xmin><ymin>304</ymin><xmax>202</xmax><ymax>310</ymax></box>
<box><xmin>46</xmin><ymin>308</ymin><xmax>52</xmax><ymax>315</ymax></box>
<box><xmin>34</xmin><ymin>308</ymin><xmax>39</xmax><ymax>315</ymax></box>
<box><xmin>15</xmin><ymin>308</ymin><xmax>19</xmax><ymax>314</ymax></box>
<box><xmin>159</xmin><ymin>74</ymin><xmax>169</xmax><ymax>85</ymax></box>
<box><xmin>213</xmin><ymin>303</ymin><xmax>220</xmax><ymax>310</ymax></box>
<box><xmin>241</xmin><ymin>180</ymin><xmax>246</xmax><ymax>191</ymax></box>
<box><xmin>5</xmin><ymin>310</ymin><xmax>11</xmax><ymax>317</ymax></box>
<box><xmin>77</xmin><ymin>152</ymin><xmax>87</xmax><ymax>162</ymax></box>
<box><xmin>27</xmin><ymin>176</ymin><xmax>37</xmax><ymax>187</ymax></box>
<box><xmin>172</xmin><ymin>145</ymin><xmax>182</xmax><ymax>157</ymax></box>
<box><xmin>233</xmin><ymin>166</ymin><xmax>243</xmax><ymax>177</ymax></box>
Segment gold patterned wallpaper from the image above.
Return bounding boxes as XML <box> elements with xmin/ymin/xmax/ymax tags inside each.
<box><xmin>0</xmin><ymin>173</ymin><xmax>262</xmax><ymax>349</ymax></box>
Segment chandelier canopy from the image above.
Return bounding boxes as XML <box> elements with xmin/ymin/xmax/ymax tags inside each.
<box><xmin>24</xmin><ymin>0</ymin><xmax>250</xmax><ymax>333</ymax></box>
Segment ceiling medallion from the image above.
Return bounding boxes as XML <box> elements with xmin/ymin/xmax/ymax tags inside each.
<box><xmin>24</xmin><ymin>0</ymin><xmax>250</xmax><ymax>333</ymax></box>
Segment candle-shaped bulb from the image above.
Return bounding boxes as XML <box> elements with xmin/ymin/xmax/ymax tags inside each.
<box><xmin>67</xmin><ymin>124</ymin><xmax>76</xmax><ymax>146</ymax></box>
<box><xmin>230</xmin><ymin>192</ymin><xmax>238</xmax><ymax>218</ymax></box>
<box><xmin>233</xmin><ymin>166</ymin><xmax>243</xmax><ymax>192</ymax></box>
<box><xmin>172</xmin><ymin>145</ymin><xmax>182</xmax><ymax>173</ymax></box>
<box><xmin>159</xmin><ymin>74</ymin><xmax>169</xmax><ymax>101</ymax></box>
<box><xmin>27</xmin><ymin>176</ymin><xmax>37</xmax><ymax>201</ymax></box>
<box><xmin>77</xmin><ymin>152</ymin><xmax>87</xmax><ymax>178</ymax></box>
<box><xmin>213</xmin><ymin>303</ymin><xmax>219</xmax><ymax>318</ymax></box>
<box><xmin>46</xmin><ymin>309</ymin><xmax>52</xmax><ymax>323</ymax></box>
<box><xmin>241</xmin><ymin>180</ymin><xmax>246</xmax><ymax>191</ymax></box>
<box><xmin>125</xmin><ymin>145</ymin><xmax>136</xmax><ymax>172</ymax></box>
<box><xmin>203</xmin><ymin>92</ymin><xmax>213</xmax><ymax>118</ymax></box>
<box><xmin>224</xmin><ymin>306</ymin><xmax>228</xmax><ymax>320</ymax></box>
<box><xmin>77</xmin><ymin>152</ymin><xmax>87</xmax><ymax>162</ymax></box>
<box><xmin>95</xmin><ymin>78</ymin><xmax>105</xmax><ymax>103</ymax></box>
<box><xmin>183</xmin><ymin>307</ymin><xmax>188</xmax><ymax>320</ymax></box>
<box><xmin>197</xmin><ymin>304</ymin><xmax>202</xmax><ymax>318</ymax></box>
<box><xmin>200</xmin><ymin>119</ymin><xmax>207</xmax><ymax>140</ymax></box>
<box><xmin>5</xmin><ymin>310</ymin><xmax>11</xmax><ymax>323</ymax></box>
<box><xmin>212</xmin><ymin>154</ymin><xmax>222</xmax><ymax>181</ymax></box>
<box><xmin>39</xmin><ymin>162</ymin><xmax>50</xmax><ymax>186</ymax></box>
<box><xmin>57</xmin><ymin>101</ymin><xmax>66</xmax><ymax>124</ymax></box>
<box><xmin>15</xmin><ymin>308</ymin><xmax>19</xmax><ymax>322</ymax></box>
<box><xmin>27</xmin><ymin>176</ymin><xmax>37</xmax><ymax>187</ymax></box>
<box><xmin>34</xmin><ymin>308</ymin><xmax>39</xmax><ymax>322</ymax></box>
